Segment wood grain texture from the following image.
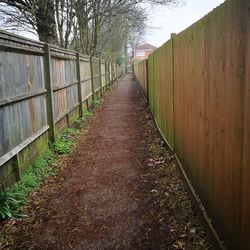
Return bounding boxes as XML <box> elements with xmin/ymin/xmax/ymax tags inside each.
<box><xmin>134</xmin><ymin>0</ymin><xmax>250</xmax><ymax>248</ymax></box>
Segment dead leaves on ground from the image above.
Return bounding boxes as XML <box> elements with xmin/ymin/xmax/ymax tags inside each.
<box><xmin>141</xmin><ymin>135</ymin><xmax>212</xmax><ymax>249</ymax></box>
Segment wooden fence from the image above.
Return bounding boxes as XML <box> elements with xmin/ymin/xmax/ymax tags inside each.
<box><xmin>0</xmin><ymin>30</ymin><xmax>123</xmax><ymax>190</ymax></box>
<box><xmin>134</xmin><ymin>0</ymin><xmax>250</xmax><ymax>249</ymax></box>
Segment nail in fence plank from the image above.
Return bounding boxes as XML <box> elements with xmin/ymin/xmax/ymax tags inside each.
<box><xmin>76</xmin><ymin>53</ymin><xmax>83</xmax><ymax>117</ymax></box>
<box><xmin>44</xmin><ymin>43</ymin><xmax>56</xmax><ymax>142</ymax></box>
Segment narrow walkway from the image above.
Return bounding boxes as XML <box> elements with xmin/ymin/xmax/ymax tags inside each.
<box><xmin>8</xmin><ymin>75</ymin><xmax>212</xmax><ymax>249</ymax></box>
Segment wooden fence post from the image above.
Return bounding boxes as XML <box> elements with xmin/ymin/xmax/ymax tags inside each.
<box><xmin>105</xmin><ymin>61</ymin><xmax>107</xmax><ymax>89</ymax></box>
<box><xmin>44</xmin><ymin>43</ymin><xmax>56</xmax><ymax>142</ymax></box>
<box><xmin>90</xmin><ymin>57</ymin><xmax>95</xmax><ymax>100</ymax></box>
<box><xmin>146</xmin><ymin>59</ymin><xmax>149</xmax><ymax>103</ymax></box>
<box><xmin>108</xmin><ymin>62</ymin><xmax>111</xmax><ymax>87</ymax></box>
<box><xmin>112</xmin><ymin>63</ymin><xmax>114</xmax><ymax>84</ymax></box>
<box><xmin>171</xmin><ymin>33</ymin><xmax>176</xmax><ymax>152</ymax></box>
<box><xmin>13</xmin><ymin>153</ymin><xmax>21</xmax><ymax>181</ymax></box>
<box><xmin>76</xmin><ymin>53</ymin><xmax>83</xmax><ymax>117</ymax></box>
<box><xmin>99</xmin><ymin>58</ymin><xmax>103</xmax><ymax>96</ymax></box>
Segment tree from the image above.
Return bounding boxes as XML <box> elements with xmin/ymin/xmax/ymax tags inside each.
<box><xmin>0</xmin><ymin>0</ymin><xmax>58</xmax><ymax>44</ymax></box>
<box><xmin>0</xmin><ymin>0</ymin><xmax>181</xmax><ymax>58</ymax></box>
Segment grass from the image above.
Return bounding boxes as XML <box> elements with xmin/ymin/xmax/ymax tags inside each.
<box><xmin>92</xmin><ymin>99</ymin><xmax>100</xmax><ymax>108</ymax></box>
<box><xmin>51</xmin><ymin>128</ymin><xmax>79</xmax><ymax>155</ymax></box>
<box><xmin>0</xmin><ymin>109</ymin><xmax>93</xmax><ymax>221</ymax></box>
<box><xmin>0</xmin><ymin>150</ymin><xmax>56</xmax><ymax>220</ymax></box>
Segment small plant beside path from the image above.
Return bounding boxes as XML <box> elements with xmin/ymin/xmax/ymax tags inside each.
<box><xmin>0</xmin><ymin>109</ymin><xmax>94</xmax><ymax>223</ymax></box>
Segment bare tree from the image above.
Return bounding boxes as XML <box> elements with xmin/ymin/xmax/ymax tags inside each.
<box><xmin>0</xmin><ymin>0</ymin><xmax>58</xmax><ymax>44</ymax></box>
<box><xmin>0</xmin><ymin>0</ymin><xmax>181</xmax><ymax>58</ymax></box>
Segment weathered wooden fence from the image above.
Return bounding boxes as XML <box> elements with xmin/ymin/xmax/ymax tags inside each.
<box><xmin>134</xmin><ymin>0</ymin><xmax>250</xmax><ymax>249</ymax></box>
<box><xmin>0</xmin><ymin>30</ymin><xmax>123</xmax><ymax>190</ymax></box>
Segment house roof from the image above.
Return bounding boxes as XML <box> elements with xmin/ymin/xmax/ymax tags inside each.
<box><xmin>133</xmin><ymin>43</ymin><xmax>157</xmax><ymax>51</ymax></box>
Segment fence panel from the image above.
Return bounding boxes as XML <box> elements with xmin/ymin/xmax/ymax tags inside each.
<box><xmin>101</xmin><ymin>60</ymin><xmax>106</xmax><ymax>87</ymax></box>
<box><xmin>134</xmin><ymin>60</ymin><xmax>147</xmax><ymax>98</ymax></box>
<box><xmin>92</xmin><ymin>58</ymin><xmax>101</xmax><ymax>92</ymax></box>
<box><xmin>51</xmin><ymin>50</ymin><xmax>78</xmax><ymax>128</ymax></box>
<box><xmin>0</xmin><ymin>33</ymin><xmax>48</xmax><ymax>188</ymax></box>
<box><xmin>0</xmin><ymin>52</ymin><xmax>47</xmax><ymax>158</ymax></box>
<box><xmin>80</xmin><ymin>57</ymin><xmax>92</xmax><ymax>102</ymax></box>
<box><xmin>241</xmin><ymin>11</ymin><xmax>250</xmax><ymax>248</ymax></box>
<box><xmin>0</xmin><ymin>30</ymin><xmax>122</xmax><ymax>190</ymax></box>
<box><xmin>134</xmin><ymin>0</ymin><xmax>250</xmax><ymax>248</ymax></box>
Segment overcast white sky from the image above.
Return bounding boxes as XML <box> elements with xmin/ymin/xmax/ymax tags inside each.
<box><xmin>145</xmin><ymin>0</ymin><xmax>225</xmax><ymax>47</ymax></box>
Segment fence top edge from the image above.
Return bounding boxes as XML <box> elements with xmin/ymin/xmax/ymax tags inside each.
<box><xmin>0</xmin><ymin>29</ymin><xmax>118</xmax><ymax>65</ymax></box>
<box><xmin>0</xmin><ymin>29</ymin><xmax>44</xmax><ymax>48</ymax></box>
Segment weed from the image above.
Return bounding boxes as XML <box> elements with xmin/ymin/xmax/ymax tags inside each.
<box><xmin>83</xmin><ymin>110</ymin><xmax>92</xmax><ymax>118</ymax></box>
<box><xmin>51</xmin><ymin>128</ymin><xmax>79</xmax><ymax>155</ymax></box>
<box><xmin>92</xmin><ymin>99</ymin><xmax>100</xmax><ymax>108</ymax></box>
<box><xmin>0</xmin><ymin>109</ymin><xmax>91</xmax><ymax>220</ymax></box>
<box><xmin>74</xmin><ymin>110</ymin><xmax>92</xmax><ymax>127</ymax></box>
<box><xmin>0</xmin><ymin>192</ymin><xmax>21</xmax><ymax>219</ymax></box>
<box><xmin>0</xmin><ymin>150</ymin><xmax>56</xmax><ymax>220</ymax></box>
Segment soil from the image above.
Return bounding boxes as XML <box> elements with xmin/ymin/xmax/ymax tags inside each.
<box><xmin>1</xmin><ymin>75</ymin><xmax>214</xmax><ymax>249</ymax></box>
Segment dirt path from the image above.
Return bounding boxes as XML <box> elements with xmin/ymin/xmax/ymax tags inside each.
<box><xmin>3</xmin><ymin>75</ymin><xmax>213</xmax><ymax>249</ymax></box>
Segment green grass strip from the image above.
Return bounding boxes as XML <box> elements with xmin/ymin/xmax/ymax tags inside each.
<box><xmin>0</xmin><ymin>111</ymin><xmax>92</xmax><ymax>221</ymax></box>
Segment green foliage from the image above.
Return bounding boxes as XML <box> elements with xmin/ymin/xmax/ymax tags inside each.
<box><xmin>51</xmin><ymin>128</ymin><xmax>79</xmax><ymax>155</ymax></box>
<box><xmin>83</xmin><ymin>109</ymin><xmax>92</xmax><ymax>118</ymax></box>
<box><xmin>0</xmin><ymin>109</ymin><xmax>91</xmax><ymax>220</ymax></box>
<box><xmin>0</xmin><ymin>192</ymin><xmax>21</xmax><ymax>219</ymax></box>
<box><xmin>92</xmin><ymin>99</ymin><xmax>100</xmax><ymax>108</ymax></box>
<box><xmin>0</xmin><ymin>150</ymin><xmax>56</xmax><ymax>220</ymax></box>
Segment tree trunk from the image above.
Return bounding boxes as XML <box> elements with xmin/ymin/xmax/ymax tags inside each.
<box><xmin>36</xmin><ymin>0</ymin><xmax>58</xmax><ymax>44</ymax></box>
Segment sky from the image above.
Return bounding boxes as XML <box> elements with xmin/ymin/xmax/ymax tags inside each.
<box><xmin>145</xmin><ymin>0</ymin><xmax>225</xmax><ymax>47</ymax></box>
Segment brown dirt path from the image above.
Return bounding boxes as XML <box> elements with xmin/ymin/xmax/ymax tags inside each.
<box><xmin>3</xmin><ymin>75</ymin><xmax>213</xmax><ymax>249</ymax></box>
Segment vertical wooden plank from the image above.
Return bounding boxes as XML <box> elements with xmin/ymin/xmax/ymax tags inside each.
<box><xmin>240</xmin><ymin>0</ymin><xmax>250</xmax><ymax>248</ymax></box>
<box><xmin>171</xmin><ymin>33</ymin><xmax>176</xmax><ymax>151</ymax></box>
<box><xmin>99</xmin><ymin>58</ymin><xmax>103</xmax><ymax>96</ymax></box>
<box><xmin>105</xmin><ymin>61</ymin><xmax>108</xmax><ymax>88</ymax></box>
<box><xmin>76</xmin><ymin>53</ymin><xmax>83</xmax><ymax>117</ymax></box>
<box><xmin>112</xmin><ymin>63</ymin><xmax>114</xmax><ymax>82</ymax></box>
<box><xmin>44</xmin><ymin>43</ymin><xmax>56</xmax><ymax>142</ymax></box>
<box><xmin>90</xmin><ymin>57</ymin><xmax>95</xmax><ymax>100</ymax></box>
<box><xmin>13</xmin><ymin>153</ymin><xmax>21</xmax><ymax>181</ymax></box>
<box><xmin>146</xmin><ymin>59</ymin><xmax>149</xmax><ymax>103</ymax></box>
<box><xmin>108</xmin><ymin>62</ymin><xmax>111</xmax><ymax>86</ymax></box>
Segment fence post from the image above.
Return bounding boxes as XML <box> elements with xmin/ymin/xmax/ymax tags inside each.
<box><xmin>90</xmin><ymin>57</ymin><xmax>95</xmax><ymax>101</ymax></box>
<box><xmin>13</xmin><ymin>153</ymin><xmax>21</xmax><ymax>181</ymax></box>
<box><xmin>99</xmin><ymin>58</ymin><xmax>103</xmax><ymax>96</ymax></box>
<box><xmin>108</xmin><ymin>62</ymin><xmax>111</xmax><ymax>86</ymax></box>
<box><xmin>112</xmin><ymin>63</ymin><xmax>114</xmax><ymax>84</ymax></box>
<box><xmin>171</xmin><ymin>33</ymin><xmax>176</xmax><ymax>151</ymax></box>
<box><xmin>146</xmin><ymin>59</ymin><xmax>149</xmax><ymax>103</ymax></box>
<box><xmin>44</xmin><ymin>43</ymin><xmax>56</xmax><ymax>142</ymax></box>
<box><xmin>105</xmin><ymin>61</ymin><xmax>107</xmax><ymax>89</ymax></box>
<box><xmin>76</xmin><ymin>53</ymin><xmax>83</xmax><ymax>118</ymax></box>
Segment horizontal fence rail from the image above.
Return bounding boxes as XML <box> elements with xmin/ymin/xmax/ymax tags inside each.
<box><xmin>0</xmin><ymin>30</ymin><xmax>123</xmax><ymax>190</ymax></box>
<box><xmin>134</xmin><ymin>0</ymin><xmax>250</xmax><ymax>249</ymax></box>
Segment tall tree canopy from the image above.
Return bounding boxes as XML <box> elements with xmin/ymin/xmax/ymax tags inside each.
<box><xmin>0</xmin><ymin>0</ymin><xmax>180</xmax><ymax>60</ymax></box>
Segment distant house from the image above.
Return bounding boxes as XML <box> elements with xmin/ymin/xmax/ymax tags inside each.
<box><xmin>132</xmin><ymin>43</ymin><xmax>157</xmax><ymax>61</ymax></box>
